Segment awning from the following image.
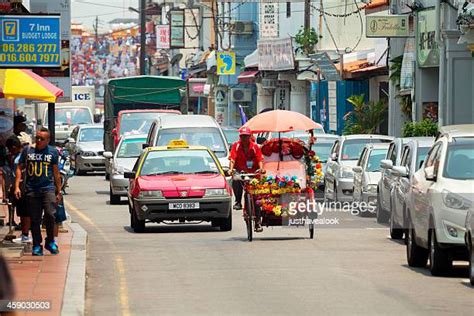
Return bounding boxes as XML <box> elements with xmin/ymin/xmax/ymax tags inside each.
<box><xmin>238</xmin><ymin>70</ymin><xmax>259</xmax><ymax>83</ymax></box>
<box><xmin>351</xmin><ymin>65</ymin><xmax>387</xmax><ymax>74</ymax></box>
<box><xmin>0</xmin><ymin>69</ymin><xmax>63</xmax><ymax>102</ymax></box>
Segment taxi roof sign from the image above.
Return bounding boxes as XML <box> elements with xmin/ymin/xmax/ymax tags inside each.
<box><xmin>167</xmin><ymin>139</ymin><xmax>189</xmax><ymax>148</ymax></box>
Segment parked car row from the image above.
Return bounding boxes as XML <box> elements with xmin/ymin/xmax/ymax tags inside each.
<box><xmin>321</xmin><ymin>127</ymin><xmax>473</xmax><ymax>282</ymax></box>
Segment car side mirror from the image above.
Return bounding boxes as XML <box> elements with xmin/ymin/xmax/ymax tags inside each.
<box><xmin>103</xmin><ymin>151</ymin><xmax>113</xmax><ymax>159</ymax></box>
<box><xmin>331</xmin><ymin>153</ymin><xmax>338</xmax><ymax>161</ymax></box>
<box><xmin>66</xmin><ymin>137</ymin><xmax>75</xmax><ymax>144</ymax></box>
<box><xmin>124</xmin><ymin>171</ymin><xmax>136</xmax><ymax>179</ymax></box>
<box><xmin>352</xmin><ymin>166</ymin><xmax>363</xmax><ymax>173</ymax></box>
<box><xmin>221</xmin><ymin>166</ymin><xmax>230</xmax><ymax>176</ymax></box>
<box><xmin>256</xmin><ymin>136</ymin><xmax>267</xmax><ymax>145</ymax></box>
<box><xmin>380</xmin><ymin>159</ymin><xmax>393</xmax><ymax>170</ymax></box>
<box><xmin>142</xmin><ymin>143</ymin><xmax>150</xmax><ymax>149</ymax></box>
<box><xmin>418</xmin><ymin>160</ymin><xmax>424</xmax><ymax>169</ymax></box>
<box><xmin>424</xmin><ymin>166</ymin><xmax>436</xmax><ymax>181</ymax></box>
<box><xmin>112</xmin><ymin>128</ymin><xmax>117</xmax><ymax>136</ymax></box>
<box><xmin>392</xmin><ymin>166</ymin><xmax>409</xmax><ymax>178</ymax></box>
<box><xmin>93</xmin><ymin>114</ymin><xmax>102</xmax><ymax>123</ymax></box>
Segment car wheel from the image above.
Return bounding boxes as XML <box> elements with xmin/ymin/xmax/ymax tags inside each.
<box><xmin>132</xmin><ymin>209</ymin><xmax>145</xmax><ymax>233</ymax></box>
<box><xmin>105</xmin><ymin>172</ymin><xmax>110</xmax><ymax>181</ymax></box>
<box><xmin>390</xmin><ymin>202</ymin><xmax>403</xmax><ymax>240</ymax></box>
<box><xmin>220</xmin><ymin>210</ymin><xmax>232</xmax><ymax>232</ymax></box>
<box><xmin>130</xmin><ymin>210</ymin><xmax>135</xmax><ymax>229</ymax></box>
<box><xmin>469</xmin><ymin>237</ymin><xmax>474</xmax><ymax>286</ymax></box>
<box><xmin>109</xmin><ymin>186</ymin><xmax>120</xmax><ymax>205</ymax></box>
<box><xmin>324</xmin><ymin>180</ymin><xmax>332</xmax><ymax>202</ymax></box>
<box><xmin>406</xmin><ymin>214</ymin><xmax>428</xmax><ymax>267</ymax></box>
<box><xmin>75</xmin><ymin>168</ymin><xmax>85</xmax><ymax>176</ymax></box>
<box><xmin>429</xmin><ymin>228</ymin><xmax>452</xmax><ymax>276</ymax></box>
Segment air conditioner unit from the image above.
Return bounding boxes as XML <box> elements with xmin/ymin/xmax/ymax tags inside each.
<box><xmin>230</xmin><ymin>88</ymin><xmax>252</xmax><ymax>103</ymax></box>
<box><xmin>230</xmin><ymin>21</ymin><xmax>254</xmax><ymax>35</ymax></box>
<box><xmin>261</xmin><ymin>79</ymin><xmax>277</xmax><ymax>89</ymax></box>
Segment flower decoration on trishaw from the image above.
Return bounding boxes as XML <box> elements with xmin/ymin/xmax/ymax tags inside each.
<box><xmin>245</xmin><ymin>137</ymin><xmax>324</xmax><ymax>217</ymax></box>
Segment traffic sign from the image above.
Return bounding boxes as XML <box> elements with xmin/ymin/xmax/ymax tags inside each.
<box><xmin>217</xmin><ymin>51</ymin><xmax>236</xmax><ymax>75</ymax></box>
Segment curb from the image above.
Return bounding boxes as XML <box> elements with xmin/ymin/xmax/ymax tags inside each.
<box><xmin>61</xmin><ymin>222</ymin><xmax>87</xmax><ymax>316</ymax></box>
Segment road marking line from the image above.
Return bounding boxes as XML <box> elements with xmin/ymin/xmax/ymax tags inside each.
<box><xmin>65</xmin><ymin>199</ymin><xmax>132</xmax><ymax>316</ymax></box>
<box><xmin>116</xmin><ymin>255</ymin><xmax>131</xmax><ymax>316</ymax></box>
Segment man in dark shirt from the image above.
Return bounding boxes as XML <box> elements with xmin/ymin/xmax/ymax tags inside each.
<box><xmin>14</xmin><ymin>128</ymin><xmax>62</xmax><ymax>256</ymax></box>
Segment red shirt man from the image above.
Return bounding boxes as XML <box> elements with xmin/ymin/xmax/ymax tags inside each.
<box><xmin>229</xmin><ymin>127</ymin><xmax>264</xmax><ymax>173</ymax></box>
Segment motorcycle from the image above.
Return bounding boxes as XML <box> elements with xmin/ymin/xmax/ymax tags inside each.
<box><xmin>57</xmin><ymin>147</ymin><xmax>74</xmax><ymax>194</ymax></box>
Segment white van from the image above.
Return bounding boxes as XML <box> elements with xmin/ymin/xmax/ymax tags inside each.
<box><xmin>145</xmin><ymin>115</ymin><xmax>230</xmax><ymax>168</ymax></box>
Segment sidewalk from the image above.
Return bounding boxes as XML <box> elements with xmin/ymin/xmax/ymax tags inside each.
<box><xmin>1</xmin><ymin>201</ymin><xmax>87</xmax><ymax>316</ymax></box>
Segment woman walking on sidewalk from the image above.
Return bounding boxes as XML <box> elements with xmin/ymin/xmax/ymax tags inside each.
<box><xmin>14</xmin><ymin>128</ymin><xmax>62</xmax><ymax>256</ymax></box>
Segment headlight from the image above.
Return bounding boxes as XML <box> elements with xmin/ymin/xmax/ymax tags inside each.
<box><xmin>205</xmin><ymin>188</ymin><xmax>227</xmax><ymax>196</ymax></box>
<box><xmin>366</xmin><ymin>184</ymin><xmax>378</xmax><ymax>194</ymax></box>
<box><xmin>339</xmin><ymin>166</ymin><xmax>354</xmax><ymax>178</ymax></box>
<box><xmin>138</xmin><ymin>190</ymin><xmax>163</xmax><ymax>198</ymax></box>
<box><xmin>442</xmin><ymin>190</ymin><xmax>471</xmax><ymax>210</ymax></box>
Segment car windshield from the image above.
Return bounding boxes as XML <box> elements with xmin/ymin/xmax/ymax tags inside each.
<box><xmin>45</xmin><ymin>108</ymin><xmax>92</xmax><ymax>125</ymax></box>
<box><xmin>443</xmin><ymin>138</ymin><xmax>474</xmax><ymax>180</ymax></box>
<box><xmin>416</xmin><ymin>147</ymin><xmax>430</xmax><ymax>170</ymax></box>
<box><xmin>313</xmin><ymin>142</ymin><xmax>335</xmax><ymax>162</ymax></box>
<box><xmin>140</xmin><ymin>150</ymin><xmax>219</xmax><ymax>176</ymax></box>
<box><xmin>223</xmin><ymin>129</ymin><xmax>239</xmax><ymax>146</ymax></box>
<box><xmin>119</xmin><ymin>112</ymin><xmax>175</xmax><ymax>136</ymax></box>
<box><xmin>367</xmin><ymin>148</ymin><xmax>389</xmax><ymax>172</ymax></box>
<box><xmin>156</xmin><ymin>127</ymin><xmax>228</xmax><ymax>158</ymax></box>
<box><xmin>117</xmin><ymin>138</ymin><xmax>146</xmax><ymax>158</ymax></box>
<box><xmin>79</xmin><ymin>128</ymin><xmax>103</xmax><ymax>142</ymax></box>
<box><xmin>341</xmin><ymin>138</ymin><xmax>391</xmax><ymax>160</ymax></box>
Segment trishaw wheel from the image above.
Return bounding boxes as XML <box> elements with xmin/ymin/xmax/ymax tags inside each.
<box><xmin>309</xmin><ymin>224</ymin><xmax>314</xmax><ymax>239</ymax></box>
<box><xmin>244</xmin><ymin>193</ymin><xmax>253</xmax><ymax>242</ymax></box>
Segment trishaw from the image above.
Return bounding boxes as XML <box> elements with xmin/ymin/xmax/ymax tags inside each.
<box><xmin>235</xmin><ymin>110</ymin><xmax>324</xmax><ymax>242</ymax></box>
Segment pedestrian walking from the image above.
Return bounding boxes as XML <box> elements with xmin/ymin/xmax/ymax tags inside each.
<box><xmin>14</xmin><ymin>128</ymin><xmax>62</xmax><ymax>256</ymax></box>
<box><xmin>2</xmin><ymin>135</ymin><xmax>31</xmax><ymax>243</ymax></box>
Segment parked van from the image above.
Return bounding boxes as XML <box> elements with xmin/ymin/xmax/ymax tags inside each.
<box><xmin>145</xmin><ymin>115</ymin><xmax>229</xmax><ymax>168</ymax></box>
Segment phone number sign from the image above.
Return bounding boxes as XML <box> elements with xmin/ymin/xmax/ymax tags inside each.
<box><xmin>0</xmin><ymin>15</ymin><xmax>61</xmax><ymax>67</ymax></box>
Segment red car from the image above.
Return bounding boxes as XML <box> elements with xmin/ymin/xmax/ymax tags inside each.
<box><xmin>125</xmin><ymin>140</ymin><xmax>232</xmax><ymax>233</ymax></box>
<box><xmin>112</xmin><ymin>109</ymin><xmax>181</xmax><ymax>147</ymax></box>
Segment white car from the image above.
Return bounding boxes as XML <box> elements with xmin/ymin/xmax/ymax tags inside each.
<box><xmin>352</xmin><ymin>143</ymin><xmax>390</xmax><ymax>216</ymax></box>
<box><xmin>406</xmin><ymin>125</ymin><xmax>474</xmax><ymax>276</ymax></box>
<box><xmin>324</xmin><ymin>134</ymin><xmax>393</xmax><ymax>202</ymax></box>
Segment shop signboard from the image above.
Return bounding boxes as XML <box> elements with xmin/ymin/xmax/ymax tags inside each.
<box><xmin>0</xmin><ymin>15</ymin><xmax>61</xmax><ymax>67</ymax></box>
<box><xmin>259</xmin><ymin>2</ymin><xmax>278</xmax><ymax>38</ymax></box>
<box><xmin>366</xmin><ymin>15</ymin><xmax>409</xmax><ymax>38</ymax></box>
<box><xmin>170</xmin><ymin>9</ymin><xmax>185</xmax><ymax>49</ymax></box>
<box><xmin>217</xmin><ymin>51</ymin><xmax>235</xmax><ymax>75</ymax></box>
<box><xmin>258</xmin><ymin>37</ymin><xmax>294</xmax><ymax>71</ymax></box>
<box><xmin>417</xmin><ymin>8</ymin><xmax>439</xmax><ymax>68</ymax></box>
<box><xmin>156</xmin><ymin>25</ymin><xmax>170</xmax><ymax>49</ymax></box>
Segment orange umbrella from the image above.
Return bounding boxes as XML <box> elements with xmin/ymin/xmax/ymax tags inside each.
<box><xmin>240</xmin><ymin>109</ymin><xmax>322</xmax><ymax>133</ymax></box>
<box><xmin>0</xmin><ymin>69</ymin><xmax>63</xmax><ymax>102</ymax></box>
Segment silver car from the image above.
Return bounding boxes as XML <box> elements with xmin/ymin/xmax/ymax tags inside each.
<box><xmin>67</xmin><ymin>125</ymin><xmax>105</xmax><ymax>175</ymax></box>
<box><xmin>465</xmin><ymin>208</ymin><xmax>474</xmax><ymax>286</ymax></box>
<box><xmin>352</xmin><ymin>143</ymin><xmax>390</xmax><ymax>216</ymax></box>
<box><xmin>324</xmin><ymin>134</ymin><xmax>393</xmax><ymax>202</ymax></box>
<box><xmin>389</xmin><ymin>138</ymin><xmax>433</xmax><ymax>239</ymax></box>
<box><xmin>104</xmin><ymin>134</ymin><xmax>146</xmax><ymax>204</ymax></box>
<box><xmin>376</xmin><ymin>138</ymin><xmax>409</xmax><ymax>223</ymax></box>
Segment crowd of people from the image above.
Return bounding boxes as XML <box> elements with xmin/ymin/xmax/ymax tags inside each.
<box><xmin>71</xmin><ymin>34</ymin><xmax>140</xmax><ymax>88</ymax></box>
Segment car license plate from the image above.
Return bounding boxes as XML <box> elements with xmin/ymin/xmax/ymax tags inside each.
<box><xmin>169</xmin><ymin>202</ymin><xmax>200</xmax><ymax>210</ymax></box>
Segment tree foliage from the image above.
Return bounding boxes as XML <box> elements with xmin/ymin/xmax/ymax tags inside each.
<box><xmin>343</xmin><ymin>94</ymin><xmax>388</xmax><ymax>135</ymax></box>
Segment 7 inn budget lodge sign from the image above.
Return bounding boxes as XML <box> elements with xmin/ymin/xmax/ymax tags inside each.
<box><xmin>0</xmin><ymin>15</ymin><xmax>61</xmax><ymax>67</ymax></box>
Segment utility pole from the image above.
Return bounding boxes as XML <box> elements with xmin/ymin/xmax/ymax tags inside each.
<box><xmin>93</xmin><ymin>16</ymin><xmax>99</xmax><ymax>44</ymax></box>
<box><xmin>304</xmin><ymin>0</ymin><xmax>311</xmax><ymax>30</ymax></box>
<box><xmin>139</xmin><ymin>0</ymin><xmax>147</xmax><ymax>75</ymax></box>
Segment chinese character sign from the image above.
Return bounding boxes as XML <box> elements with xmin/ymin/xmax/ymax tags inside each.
<box><xmin>259</xmin><ymin>3</ymin><xmax>279</xmax><ymax>38</ymax></box>
<box><xmin>156</xmin><ymin>25</ymin><xmax>170</xmax><ymax>49</ymax></box>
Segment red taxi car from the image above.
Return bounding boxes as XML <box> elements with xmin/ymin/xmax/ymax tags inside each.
<box><xmin>125</xmin><ymin>140</ymin><xmax>232</xmax><ymax>233</ymax></box>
